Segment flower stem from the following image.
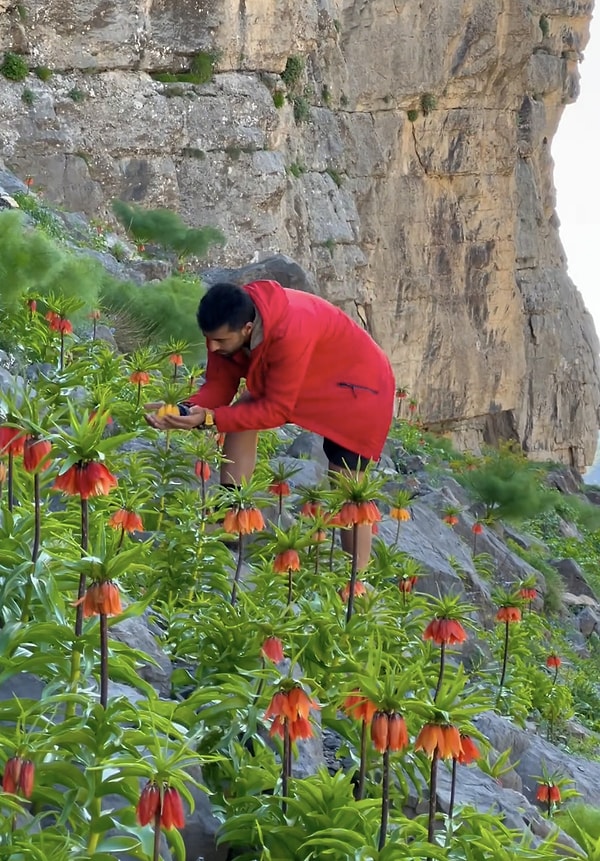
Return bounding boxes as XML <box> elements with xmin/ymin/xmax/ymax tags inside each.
<box><xmin>75</xmin><ymin>498</ymin><xmax>89</xmax><ymax>637</ymax></box>
<box><xmin>329</xmin><ymin>527</ymin><xmax>336</xmax><ymax>569</ymax></box>
<box><xmin>345</xmin><ymin>524</ymin><xmax>359</xmax><ymax>624</ymax></box>
<box><xmin>278</xmin><ymin>492</ymin><xmax>283</xmax><ymax>523</ymax></box>
<box><xmin>314</xmin><ymin>541</ymin><xmax>321</xmax><ymax>577</ymax></box>
<box><xmin>7</xmin><ymin>450</ymin><xmax>13</xmax><ymax>511</ymax></box>
<box><xmin>21</xmin><ymin>472</ymin><xmax>41</xmax><ymax>622</ymax></box>
<box><xmin>287</xmin><ymin>567</ymin><xmax>293</xmax><ymax>606</ymax></box>
<box><xmin>136</xmin><ymin>381</ymin><xmax>141</xmax><ymax>408</ymax></box>
<box><xmin>282</xmin><ymin>721</ymin><xmax>290</xmax><ymax>815</ymax></box>
<box><xmin>99</xmin><ymin>613</ymin><xmax>108</xmax><ymax>708</ymax></box>
<box><xmin>87</xmin><ymin>795</ymin><xmax>101</xmax><ymax>854</ymax></box>
<box><xmin>59</xmin><ymin>331</ymin><xmax>65</xmax><ymax>371</ymax></box>
<box><xmin>395</xmin><ymin>518</ymin><xmax>400</xmax><ymax>545</ymax></box>
<box><xmin>230</xmin><ymin>534</ymin><xmax>245</xmax><ymax>606</ymax></box>
<box><xmin>433</xmin><ymin>641</ymin><xmax>446</xmax><ymax>702</ymax></box>
<box><xmin>355</xmin><ymin>718</ymin><xmax>368</xmax><ymax>801</ymax></box>
<box><xmin>378</xmin><ymin>749</ymin><xmax>390</xmax><ymax>850</ymax></box>
<box><xmin>427</xmin><ymin>753</ymin><xmax>439</xmax><ymax>844</ymax></box>
<box><xmin>448</xmin><ymin>757</ymin><xmax>457</xmax><ymax>821</ymax></box>
<box><xmin>498</xmin><ymin>619</ymin><xmax>510</xmax><ymax>691</ymax></box>
<box><xmin>153</xmin><ymin>811</ymin><xmax>161</xmax><ymax>861</ymax></box>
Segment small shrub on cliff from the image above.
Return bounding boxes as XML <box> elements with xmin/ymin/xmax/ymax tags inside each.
<box><xmin>112</xmin><ymin>200</ymin><xmax>225</xmax><ymax>260</ymax></box>
<box><xmin>1</xmin><ymin>51</ymin><xmax>28</xmax><ymax>82</ymax></box>
<box><xmin>34</xmin><ymin>65</ymin><xmax>52</xmax><ymax>81</ymax></box>
<box><xmin>420</xmin><ymin>92</ymin><xmax>437</xmax><ymax>115</ymax></box>
<box><xmin>281</xmin><ymin>54</ymin><xmax>304</xmax><ymax>90</ymax></box>
<box><xmin>272</xmin><ymin>89</ymin><xmax>285</xmax><ymax>108</ymax></box>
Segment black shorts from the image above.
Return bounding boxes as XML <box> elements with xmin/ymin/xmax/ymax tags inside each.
<box><xmin>322</xmin><ymin>438</ymin><xmax>373</xmax><ymax>471</ymax></box>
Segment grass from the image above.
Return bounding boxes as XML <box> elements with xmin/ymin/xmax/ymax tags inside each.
<box><xmin>1</xmin><ymin>51</ymin><xmax>28</xmax><ymax>81</ymax></box>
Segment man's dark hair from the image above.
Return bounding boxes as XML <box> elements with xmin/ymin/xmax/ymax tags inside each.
<box><xmin>197</xmin><ymin>283</ymin><xmax>256</xmax><ymax>333</ymax></box>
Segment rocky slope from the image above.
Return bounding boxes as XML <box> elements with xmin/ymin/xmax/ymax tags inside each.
<box><xmin>1</xmin><ymin>0</ymin><xmax>599</xmax><ymax>466</ymax></box>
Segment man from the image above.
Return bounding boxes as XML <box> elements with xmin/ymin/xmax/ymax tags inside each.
<box><xmin>146</xmin><ymin>280</ymin><xmax>395</xmax><ymax>568</ymax></box>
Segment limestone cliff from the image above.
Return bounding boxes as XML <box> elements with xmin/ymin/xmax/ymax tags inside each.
<box><xmin>1</xmin><ymin>0</ymin><xmax>598</xmax><ymax>467</ymax></box>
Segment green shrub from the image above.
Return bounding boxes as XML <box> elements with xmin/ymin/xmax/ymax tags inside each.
<box><xmin>321</xmin><ymin>84</ymin><xmax>331</xmax><ymax>105</ymax></box>
<box><xmin>407</xmin><ymin>108</ymin><xmax>419</xmax><ymax>122</ymax></box>
<box><xmin>21</xmin><ymin>87</ymin><xmax>35</xmax><ymax>105</ymax></box>
<box><xmin>326</xmin><ymin>167</ymin><xmax>343</xmax><ymax>187</ymax></box>
<box><xmin>292</xmin><ymin>95</ymin><xmax>310</xmax><ymax>123</ymax></box>
<box><xmin>420</xmin><ymin>92</ymin><xmax>437</xmax><ymax>115</ymax></box>
<box><xmin>1</xmin><ymin>51</ymin><xmax>28</xmax><ymax>82</ymax></box>
<box><xmin>272</xmin><ymin>89</ymin><xmax>285</xmax><ymax>108</ymax></box>
<box><xmin>287</xmin><ymin>162</ymin><xmax>305</xmax><ymax>178</ymax></box>
<box><xmin>34</xmin><ymin>65</ymin><xmax>52</xmax><ymax>81</ymax></box>
<box><xmin>67</xmin><ymin>87</ymin><xmax>86</xmax><ymax>102</ymax></box>
<box><xmin>539</xmin><ymin>15</ymin><xmax>550</xmax><ymax>38</ymax></box>
<box><xmin>189</xmin><ymin>50</ymin><xmax>218</xmax><ymax>84</ymax></box>
<box><xmin>281</xmin><ymin>55</ymin><xmax>304</xmax><ymax>90</ymax></box>
<box><xmin>112</xmin><ymin>200</ymin><xmax>225</xmax><ymax>260</ymax></box>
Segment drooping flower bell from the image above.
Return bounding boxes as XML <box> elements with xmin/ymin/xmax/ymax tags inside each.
<box><xmin>129</xmin><ymin>370</ymin><xmax>151</xmax><ymax>385</ymax></box>
<box><xmin>81</xmin><ymin>581</ymin><xmax>123</xmax><ymax>617</ymax></box>
<box><xmin>343</xmin><ymin>691</ymin><xmax>377</xmax><ymax>724</ymax></box>
<box><xmin>371</xmin><ymin>711</ymin><xmax>409</xmax><ymax>754</ymax></box>
<box><xmin>108</xmin><ymin>508</ymin><xmax>143</xmax><ymax>534</ymax></box>
<box><xmin>546</xmin><ymin>654</ymin><xmax>561</xmax><ymax>669</ymax></box>
<box><xmin>398</xmin><ymin>575</ymin><xmax>418</xmax><ymax>595</ymax></box>
<box><xmin>0</xmin><ymin>425</ymin><xmax>25</xmax><ymax>457</ymax></box>
<box><xmin>23</xmin><ymin>437</ymin><xmax>52</xmax><ymax>473</ymax></box>
<box><xmin>2</xmin><ymin>755</ymin><xmax>35</xmax><ymax>798</ymax></box>
<box><xmin>423</xmin><ymin>617</ymin><xmax>467</xmax><ymax>646</ymax></box>
<box><xmin>222</xmin><ymin>506</ymin><xmax>265</xmax><ymax>535</ymax></box>
<box><xmin>391</xmin><ymin>506</ymin><xmax>411</xmax><ymax>522</ymax></box>
<box><xmin>414</xmin><ymin>723</ymin><xmax>462</xmax><ymax>760</ymax></box>
<box><xmin>194</xmin><ymin>460</ymin><xmax>211</xmax><ymax>481</ymax></box>
<box><xmin>339</xmin><ymin>580</ymin><xmax>367</xmax><ymax>603</ymax></box>
<box><xmin>273</xmin><ymin>549</ymin><xmax>301</xmax><ymax>573</ymax></box>
<box><xmin>337</xmin><ymin>500</ymin><xmax>381</xmax><ymax>527</ymax></box>
<box><xmin>457</xmin><ymin>734</ymin><xmax>480</xmax><ymax>765</ymax></box>
<box><xmin>136</xmin><ymin>781</ymin><xmax>186</xmax><ymax>830</ymax></box>
<box><xmin>536</xmin><ymin>782</ymin><xmax>561</xmax><ymax>804</ymax></box>
<box><xmin>54</xmin><ymin>461</ymin><xmax>118</xmax><ymax>499</ymax></box>
<box><xmin>264</xmin><ymin>685</ymin><xmax>319</xmax><ymax>742</ymax></box>
<box><xmin>495</xmin><ymin>606</ymin><xmax>522</xmax><ymax>623</ymax></box>
<box><xmin>261</xmin><ymin>636</ymin><xmax>284</xmax><ymax>664</ymax></box>
<box><xmin>269</xmin><ymin>481</ymin><xmax>291</xmax><ymax>497</ymax></box>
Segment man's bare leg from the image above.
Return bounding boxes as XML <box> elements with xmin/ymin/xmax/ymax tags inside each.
<box><xmin>328</xmin><ymin>463</ymin><xmax>372</xmax><ymax>570</ymax></box>
<box><xmin>221</xmin><ymin>430</ymin><xmax>258</xmax><ymax>485</ymax></box>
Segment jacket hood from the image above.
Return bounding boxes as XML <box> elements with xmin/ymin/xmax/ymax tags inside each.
<box><xmin>242</xmin><ymin>280</ymin><xmax>289</xmax><ymax>342</ymax></box>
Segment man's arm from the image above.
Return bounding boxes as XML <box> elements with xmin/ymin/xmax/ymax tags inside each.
<box><xmin>186</xmin><ymin>351</ymin><xmax>244</xmax><ymax>410</ymax></box>
<box><xmin>213</xmin><ymin>338</ymin><xmax>315</xmax><ymax>432</ymax></box>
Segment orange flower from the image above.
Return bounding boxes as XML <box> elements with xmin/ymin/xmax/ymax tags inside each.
<box><xmin>169</xmin><ymin>354</ymin><xmax>183</xmax><ymax>366</ymax></box>
<box><xmin>536</xmin><ymin>783</ymin><xmax>561</xmax><ymax>804</ymax></box>
<box><xmin>457</xmin><ymin>734</ymin><xmax>480</xmax><ymax>765</ymax></box>
<box><xmin>371</xmin><ymin>711</ymin><xmax>389</xmax><ymax>753</ymax></box>
<box><xmin>0</xmin><ymin>461</ymin><xmax>6</xmax><ymax>483</ymax></box>
<box><xmin>269</xmin><ymin>481</ymin><xmax>291</xmax><ymax>496</ymax></box>
<box><xmin>546</xmin><ymin>654</ymin><xmax>561</xmax><ymax>669</ymax></box>
<box><xmin>82</xmin><ymin>581</ymin><xmax>122</xmax><ymax>617</ymax></box>
<box><xmin>46</xmin><ymin>313</ymin><xmax>73</xmax><ymax>334</ymax></box>
<box><xmin>387</xmin><ymin>713</ymin><xmax>409</xmax><ymax>751</ymax></box>
<box><xmin>415</xmin><ymin>723</ymin><xmax>462</xmax><ymax>760</ymax></box>
<box><xmin>0</xmin><ymin>425</ymin><xmax>25</xmax><ymax>456</ymax></box>
<box><xmin>25</xmin><ymin>175</ymin><xmax>33</xmax><ymax>187</ymax></box>
<box><xmin>495</xmin><ymin>606</ymin><xmax>522</xmax><ymax>623</ymax></box>
<box><xmin>273</xmin><ymin>549</ymin><xmax>301</xmax><ymax>572</ymax></box>
<box><xmin>337</xmin><ymin>500</ymin><xmax>381</xmax><ymax>526</ymax></box>
<box><xmin>261</xmin><ymin>636</ymin><xmax>284</xmax><ymax>663</ymax></box>
<box><xmin>160</xmin><ymin>786</ymin><xmax>185</xmax><ymax>829</ymax></box>
<box><xmin>301</xmin><ymin>501</ymin><xmax>323</xmax><ymax>517</ymax></box>
<box><xmin>343</xmin><ymin>691</ymin><xmax>377</xmax><ymax>724</ymax></box>
<box><xmin>423</xmin><ymin>617</ymin><xmax>467</xmax><ymax>646</ymax></box>
<box><xmin>339</xmin><ymin>580</ymin><xmax>367</xmax><ymax>602</ymax></box>
<box><xmin>27</xmin><ymin>298</ymin><xmax>37</xmax><ymax>314</ymax></box>
<box><xmin>2</xmin><ymin>756</ymin><xmax>34</xmax><ymax>798</ymax></box>
<box><xmin>472</xmin><ymin>522</ymin><xmax>484</xmax><ymax>535</ymax></box>
<box><xmin>264</xmin><ymin>686</ymin><xmax>318</xmax><ymax>741</ymax></box>
<box><xmin>129</xmin><ymin>370</ymin><xmax>150</xmax><ymax>385</ymax></box>
<box><xmin>136</xmin><ymin>781</ymin><xmax>160</xmax><ymax>826</ymax></box>
<box><xmin>311</xmin><ymin>528</ymin><xmax>327</xmax><ymax>543</ymax></box>
<box><xmin>519</xmin><ymin>587</ymin><xmax>537</xmax><ymax>601</ymax></box>
<box><xmin>398</xmin><ymin>575</ymin><xmax>418</xmax><ymax>594</ymax></box>
<box><xmin>222</xmin><ymin>506</ymin><xmax>265</xmax><ymax>535</ymax></box>
<box><xmin>391</xmin><ymin>506</ymin><xmax>411</xmax><ymax>522</ymax></box>
<box><xmin>54</xmin><ymin>461</ymin><xmax>118</xmax><ymax>499</ymax></box>
<box><xmin>23</xmin><ymin>437</ymin><xmax>52</xmax><ymax>473</ymax></box>
<box><xmin>443</xmin><ymin>514</ymin><xmax>459</xmax><ymax>526</ymax></box>
<box><xmin>108</xmin><ymin>509</ymin><xmax>143</xmax><ymax>533</ymax></box>
<box><xmin>194</xmin><ymin>460</ymin><xmax>211</xmax><ymax>481</ymax></box>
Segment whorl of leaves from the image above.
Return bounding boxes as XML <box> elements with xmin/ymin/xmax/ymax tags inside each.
<box><xmin>112</xmin><ymin>200</ymin><xmax>225</xmax><ymax>258</ymax></box>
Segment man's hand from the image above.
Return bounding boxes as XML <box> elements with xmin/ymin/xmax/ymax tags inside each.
<box><xmin>144</xmin><ymin>403</ymin><xmax>207</xmax><ymax>431</ymax></box>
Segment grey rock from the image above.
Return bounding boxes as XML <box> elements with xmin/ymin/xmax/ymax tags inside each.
<box><xmin>550</xmin><ymin>557</ymin><xmax>596</xmax><ymax>601</ymax></box>
<box><xmin>286</xmin><ymin>431</ymin><xmax>330</xmax><ymax>470</ymax></box>
<box><xmin>110</xmin><ymin>615</ymin><xmax>173</xmax><ymax>696</ymax></box>
<box><xmin>201</xmin><ymin>254</ymin><xmax>316</xmax><ymax>293</ymax></box>
<box><xmin>576</xmin><ymin>605</ymin><xmax>600</xmax><ymax>637</ymax></box>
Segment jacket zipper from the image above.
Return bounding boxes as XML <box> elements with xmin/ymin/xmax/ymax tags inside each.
<box><xmin>337</xmin><ymin>381</ymin><xmax>380</xmax><ymax>397</ymax></box>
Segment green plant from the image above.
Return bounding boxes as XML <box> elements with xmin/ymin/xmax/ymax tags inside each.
<box><xmin>287</xmin><ymin>162</ymin><xmax>305</xmax><ymax>178</ymax></box>
<box><xmin>326</xmin><ymin>167</ymin><xmax>343</xmax><ymax>187</ymax></box>
<box><xmin>281</xmin><ymin>54</ymin><xmax>304</xmax><ymax>90</ymax></box>
<box><xmin>189</xmin><ymin>50</ymin><xmax>218</xmax><ymax>84</ymax></box>
<box><xmin>1</xmin><ymin>51</ymin><xmax>28</xmax><ymax>82</ymax></box>
<box><xmin>321</xmin><ymin>83</ymin><xmax>331</xmax><ymax>105</ymax></box>
<box><xmin>539</xmin><ymin>15</ymin><xmax>550</xmax><ymax>38</ymax></box>
<box><xmin>272</xmin><ymin>89</ymin><xmax>285</xmax><ymax>108</ymax></box>
<box><xmin>34</xmin><ymin>65</ymin><xmax>52</xmax><ymax>81</ymax></box>
<box><xmin>407</xmin><ymin>108</ymin><xmax>419</xmax><ymax>122</ymax></box>
<box><xmin>340</xmin><ymin>93</ymin><xmax>349</xmax><ymax>107</ymax></box>
<box><xmin>292</xmin><ymin>95</ymin><xmax>310</xmax><ymax>123</ymax></box>
<box><xmin>420</xmin><ymin>92</ymin><xmax>437</xmax><ymax>115</ymax></box>
<box><xmin>67</xmin><ymin>87</ymin><xmax>86</xmax><ymax>102</ymax></box>
<box><xmin>21</xmin><ymin>87</ymin><xmax>35</xmax><ymax>105</ymax></box>
<box><xmin>323</xmin><ymin>238</ymin><xmax>336</xmax><ymax>255</ymax></box>
<box><xmin>182</xmin><ymin>146</ymin><xmax>206</xmax><ymax>159</ymax></box>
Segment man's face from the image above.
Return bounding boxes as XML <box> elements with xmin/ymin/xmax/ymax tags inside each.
<box><xmin>204</xmin><ymin>322</ymin><xmax>253</xmax><ymax>356</ymax></box>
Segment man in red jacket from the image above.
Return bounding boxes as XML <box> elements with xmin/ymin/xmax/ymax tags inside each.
<box><xmin>146</xmin><ymin>280</ymin><xmax>395</xmax><ymax>568</ymax></box>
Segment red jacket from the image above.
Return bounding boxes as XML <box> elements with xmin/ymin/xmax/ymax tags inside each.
<box><xmin>188</xmin><ymin>280</ymin><xmax>395</xmax><ymax>460</ymax></box>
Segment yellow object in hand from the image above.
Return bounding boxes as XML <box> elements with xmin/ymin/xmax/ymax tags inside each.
<box><xmin>157</xmin><ymin>404</ymin><xmax>180</xmax><ymax>417</ymax></box>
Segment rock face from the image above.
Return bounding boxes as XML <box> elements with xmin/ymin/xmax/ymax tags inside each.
<box><xmin>1</xmin><ymin>0</ymin><xmax>599</xmax><ymax>466</ymax></box>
